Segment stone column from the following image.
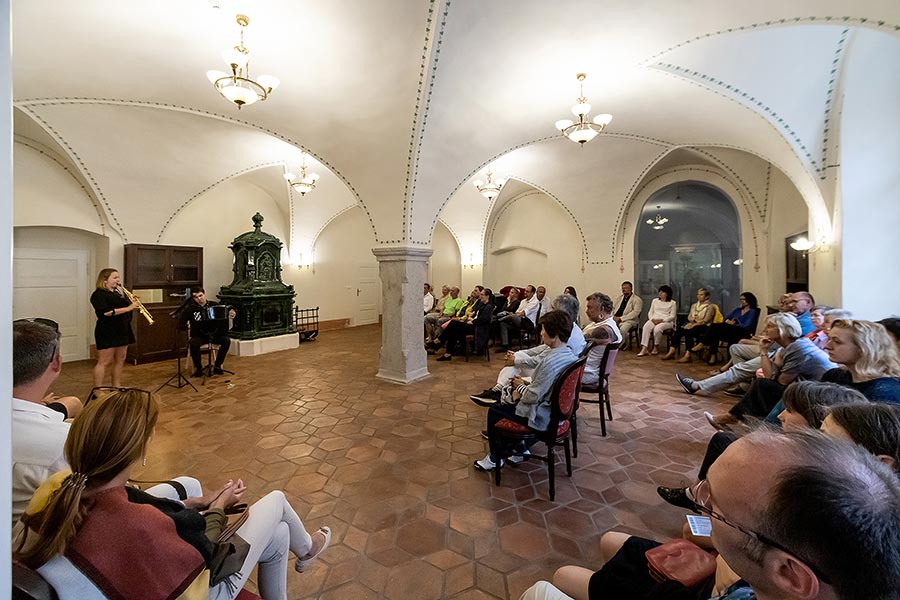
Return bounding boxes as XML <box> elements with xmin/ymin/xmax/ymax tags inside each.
<box><xmin>372</xmin><ymin>246</ymin><xmax>433</xmax><ymax>384</ymax></box>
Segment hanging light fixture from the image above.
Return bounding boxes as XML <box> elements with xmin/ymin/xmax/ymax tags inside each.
<box><xmin>554</xmin><ymin>73</ymin><xmax>613</xmax><ymax>146</ymax></box>
<box><xmin>284</xmin><ymin>154</ymin><xmax>321</xmax><ymax>196</ymax></box>
<box><xmin>646</xmin><ymin>205</ymin><xmax>669</xmax><ymax>230</ymax></box>
<box><xmin>472</xmin><ymin>170</ymin><xmax>506</xmax><ymax>200</ymax></box>
<box><xmin>206</xmin><ymin>14</ymin><xmax>280</xmax><ymax>109</ymax></box>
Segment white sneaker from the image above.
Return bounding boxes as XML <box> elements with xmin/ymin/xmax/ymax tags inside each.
<box><xmin>507</xmin><ymin>449</ymin><xmax>530</xmax><ymax>464</ymax></box>
<box><xmin>473</xmin><ymin>454</ymin><xmax>503</xmax><ymax>471</ymax></box>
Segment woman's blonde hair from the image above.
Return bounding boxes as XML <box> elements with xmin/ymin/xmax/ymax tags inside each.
<box><xmin>766</xmin><ymin>312</ymin><xmax>802</xmax><ymax>341</ymax></box>
<box><xmin>15</xmin><ymin>389</ymin><xmax>159</xmax><ymax>567</ymax></box>
<box><xmin>95</xmin><ymin>268</ymin><xmax>118</xmax><ymax>290</ymax></box>
<box><xmin>830</xmin><ymin>319</ymin><xmax>900</xmax><ymax>380</ymax></box>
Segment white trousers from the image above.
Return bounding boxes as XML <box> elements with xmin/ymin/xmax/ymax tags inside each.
<box><xmin>640</xmin><ymin>320</ymin><xmax>674</xmax><ymax>348</ymax></box>
<box><xmin>495</xmin><ymin>365</ymin><xmax>534</xmax><ymax>387</ymax></box>
<box><xmin>519</xmin><ymin>581</ymin><xmax>575</xmax><ymax>600</ymax></box>
<box><xmin>209</xmin><ymin>490</ymin><xmax>315</xmax><ymax>600</ymax></box>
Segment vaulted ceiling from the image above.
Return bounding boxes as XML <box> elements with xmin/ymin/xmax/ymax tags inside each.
<box><xmin>12</xmin><ymin>0</ymin><xmax>900</xmax><ymax>255</ymax></box>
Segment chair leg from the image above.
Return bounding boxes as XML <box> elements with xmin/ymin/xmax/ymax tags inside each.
<box><xmin>564</xmin><ymin>439</ymin><xmax>572</xmax><ymax>477</ymax></box>
<box><xmin>547</xmin><ymin>446</ymin><xmax>556</xmax><ymax>501</ymax></box>
<box><xmin>604</xmin><ymin>390</ymin><xmax>613</xmax><ymax>420</ymax></box>
<box><xmin>571</xmin><ymin>415</ymin><xmax>579</xmax><ymax>458</ymax></box>
<box><xmin>599</xmin><ymin>396</ymin><xmax>607</xmax><ymax>437</ymax></box>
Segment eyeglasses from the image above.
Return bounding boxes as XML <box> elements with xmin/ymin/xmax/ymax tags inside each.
<box><xmin>14</xmin><ymin>317</ymin><xmax>60</xmax><ymax>332</ymax></box>
<box><xmin>689</xmin><ymin>480</ymin><xmax>831</xmax><ymax>584</ymax></box>
<box><xmin>87</xmin><ymin>386</ymin><xmax>153</xmax><ymax>425</ymax></box>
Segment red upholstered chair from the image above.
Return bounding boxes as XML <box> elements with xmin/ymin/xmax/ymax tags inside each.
<box><xmin>488</xmin><ymin>357</ymin><xmax>587</xmax><ymax>501</ymax></box>
<box><xmin>573</xmin><ymin>341</ymin><xmax>620</xmax><ymax>447</ymax></box>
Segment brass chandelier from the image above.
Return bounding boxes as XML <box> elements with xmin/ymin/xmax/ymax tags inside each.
<box><xmin>473</xmin><ymin>169</ymin><xmax>506</xmax><ymax>200</ymax></box>
<box><xmin>284</xmin><ymin>155</ymin><xmax>321</xmax><ymax>196</ymax></box>
<box><xmin>554</xmin><ymin>73</ymin><xmax>613</xmax><ymax>145</ymax></box>
<box><xmin>206</xmin><ymin>14</ymin><xmax>280</xmax><ymax>109</ymax></box>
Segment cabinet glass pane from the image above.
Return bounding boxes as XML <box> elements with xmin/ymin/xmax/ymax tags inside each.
<box><xmin>171</xmin><ymin>249</ymin><xmax>200</xmax><ymax>283</ymax></box>
<box><xmin>136</xmin><ymin>249</ymin><xmax>167</xmax><ymax>283</ymax></box>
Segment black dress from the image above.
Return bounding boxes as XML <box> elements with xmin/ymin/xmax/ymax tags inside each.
<box><xmin>91</xmin><ymin>289</ymin><xmax>135</xmax><ymax>350</ymax></box>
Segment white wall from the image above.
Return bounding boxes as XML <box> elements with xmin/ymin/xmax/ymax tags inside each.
<box><xmin>162</xmin><ymin>178</ymin><xmax>288</xmax><ymax>299</ymax></box>
<box><xmin>834</xmin><ymin>29</ymin><xmax>900</xmax><ymax>320</ymax></box>
<box><xmin>2</xmin><ymin>0</ymin><xmax>13</xmax><ymax>577</ymax></box>
<box><xmin>484</xmin><ymin>192</ymin><xmax>583</xmax><ymax>295</ymax></box>
<box><xmin>429</xmin><ymin>220</ymin><xmax>460</xmax><ymax>291</ymax></box>
<box><xmin>285</xmin><ymin>206</ymin><xmax>381</xmax><ymax>325</ymax></box>
<box><xmin>765</xmin><ymin>168</ymin><xmax>810</xmax><ymax>304</ymax></box>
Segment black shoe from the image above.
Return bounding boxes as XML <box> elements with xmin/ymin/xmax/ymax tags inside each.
<box><xmin>675</xmin><ymin>373</ymin><xmax>697</xmax><ymax>395</ymax></box>
<box><xmin>213</xmin><ymin>366</ymin><xmax>225</xmax><ymax>375</ymax></box>
<box><xmin>723</xmin><ymin>385</ymin><xmax>745</xmax><ymax>397</ymax></box>
<box><xmin>192</xmin><ymin>369</ymin><xmax>204</xmax><ymax>377</ymax></box>
<box><xmin>436</xmin><ymin>354</ymin><xmax>451</xmax><ymax>361</ymax></box>
<box><xmin>657</xmin><ymin>486</ymin><xmax>698</xmax><ymax>513</ymax></box>
<box><xmin>470</xmin><ymin>388</ymin><xmax>502</xmax><ymax>406</ymax></box>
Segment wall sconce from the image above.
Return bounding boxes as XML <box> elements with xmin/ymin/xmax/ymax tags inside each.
<box><xmin>790</xmin><ymin>237</ymin><xmax>828</xmax><ymax>258</ymax></box>
<box><xmin>461</xmin><ymin>252</ymin><xmax>481</xmax><ymax>269</ymax></box>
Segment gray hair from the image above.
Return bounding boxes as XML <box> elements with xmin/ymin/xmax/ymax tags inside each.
<box><xmin>823</xmin><ymin>308</ymin><xmax>853</xmax><ymax>322</ymax></box>
<box><xmin>766</xmin><ymin>312</ymin><xmax>802</xmax><ymax>341</ymax></box>
<box><xmin>551</xmin><ymin>294</ymin><xmax>580</xmax><ymax>323</ymax></box>
<box><xmin>13</xmin><ymin>321</ymin><xmax>61</xmax><ymax>386</ymax></box>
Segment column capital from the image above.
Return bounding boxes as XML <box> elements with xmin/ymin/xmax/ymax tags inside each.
<box><xmin>372</xmin><ymin>245</ymin><xmax>433</xmax><ymax>263</ymax></box>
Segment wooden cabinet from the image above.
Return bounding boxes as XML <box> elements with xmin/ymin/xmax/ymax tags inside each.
<box><xmin>124</xmin><ymin>244</ymin><xmax>203</xmax><ymax>364</ymax></box>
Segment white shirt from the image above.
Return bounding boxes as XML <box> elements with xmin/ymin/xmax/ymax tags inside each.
<box><xmin>538</xmin><ymin>296</ymin><xmax>552</xmax><ymax>319</ymax></box>
<box><xmin>582</xmin><ymin>317</ymin><xmax>623</xmax><ymax>385</ymax></box>
<box><xmin>519</xmin><ymin>295</ymin><xmax>540</xmax><ymax>325</ymax></box>
<box><xmin>423</xmin><ymin>292</ymin><xmax>435</xmax><ymax>313</ymax></box>
<box><xmin>12</xmin><ymin>398</ymin><xmax>70</xmax><ymax>528</ymax></box>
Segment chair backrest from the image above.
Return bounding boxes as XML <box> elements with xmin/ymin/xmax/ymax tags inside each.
<box><xmin>13</xmin><ymin>561</ymin><xmax>59</xmax><ymax>600</ymax></box>
<box><xmin>579</xmin><ymin>340</ymin><xmax>597</xmax><ymax>358</ymax></box>
<box><xmin>603</xmin><ymin>344</ymin><xmax>620</xmax><ymax>378</ymax></box>
<box><xmin>549</xmin><ymin>357</ymin><xmax>588</xmax><ymax>425</ymax></box>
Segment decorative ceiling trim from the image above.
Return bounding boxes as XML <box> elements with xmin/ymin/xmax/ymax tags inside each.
<box><xmin>819</xmin><ymin>28</ymin><xmax>850</xmax><ymax>179</ymax></box>
<box><xmin>687</xmin><ymin>147</ymin><xmax>764</xmax><ymax>220</ymax></box>
<box><xmin>310</xmin><ymin>204</ymin><xmax>368</xmax><ymax>252</ymax></box>
<box><xmin>156</xmin><ymin>161</ymin><xmax>285</xmax><ymax>243</ymax></box>
<box><xmin>641</xmin><ymin>16</ymin><xmax>900</xmax><ymax>66</ymax></box>
<box><xmin>12</xmin><ymin>97</ymin><xmax>379</xmax><ymax>243</ymax></box>
<box><xmin>434</xmin><ymin>218</ymin><xmax>463</xmax><ymax>258</ymax></box>
<box><xmin>486</xmin><ymin>189</ymin><xmax>543</xmax><ymax>253</ymax></box>
<box><xmin>403</xmin><ymin>0</ymin><xmax>450</xmax><ymax>245</ymax></box>
<box><xmin>653</xmin><ymin>62</ymin><xmax>825</xmax><ymax>175</ymax></box>
<box><xmin>618</xmin><ymin>166</ymin><xmax>761</xmax><ymax>273</ymax></box>
<box><xmin>425</xmin><ymin>131</ymin><xmax>672</xmax><ymax>247</ymax></box>
<box><xmin>18</xmin><ymin>105</ymin><xmax>128</xmax><ymax>241</ymax></box>
<box><xmin>14</xmin><ymin>136</ymin><xmax>108</xmax><ymax>234</ymax></box>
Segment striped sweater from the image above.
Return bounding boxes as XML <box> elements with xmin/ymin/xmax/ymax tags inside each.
<box><xmin>515</xmin><ymin>345</ymin><xmax>577</xmax><ymax>431</ymax></box>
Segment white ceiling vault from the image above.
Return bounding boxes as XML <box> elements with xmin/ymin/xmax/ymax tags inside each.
<box><xmin>12</xmin><ymin>0</ymin><xmax>900</xmax><ymax>257</ymax></box>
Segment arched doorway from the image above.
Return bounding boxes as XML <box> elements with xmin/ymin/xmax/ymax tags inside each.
<box><xmin>635</xmin><ymin>182</ymin><xmax>741</xmax><ymax>316</ymax></box>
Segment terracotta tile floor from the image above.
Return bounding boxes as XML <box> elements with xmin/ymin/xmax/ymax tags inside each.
<box><xmin>53</xmin><ymin>326</ymin><xmax>736</xmax><ymax>599</ymax></box>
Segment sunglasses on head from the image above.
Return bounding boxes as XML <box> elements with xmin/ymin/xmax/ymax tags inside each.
<box><xmin>86</xmin><ymin>386</ymin><xmax>153</xmax><ymax>424</ymax></box>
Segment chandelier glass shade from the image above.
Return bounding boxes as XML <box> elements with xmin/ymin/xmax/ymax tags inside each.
<box><xmin>284</xmin><ymin>155</ymin><xmax>321</xmax><ymax>196</ymax></box>
<box><xmin>646</xmin><ymin>205</ymin><xmax>669</xmax><ymax>230</ymax></box>
<box><xmin>554</xmin><ymin>73</ymin><xmax>613</xmax><ymax>145</ymax></box>
<box><xmin>472</xmin><ymin>170</ymin><xmax>506</xmax><ymax>200</ymax></box>
<box><xmin>207</xmin><ymin>14</ymin><xmax>279</xmax><ymax>109</ymax></box>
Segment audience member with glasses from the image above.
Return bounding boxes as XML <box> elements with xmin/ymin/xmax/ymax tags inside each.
<box><xmin>519</xmin><ymin>428</ymin><xmax>900</xmax><ymax>600</ymax></box>
<box><xmin>14</xmin><ymin>388</ymin><xmax>332</xmax><ymax>600</ymax></box>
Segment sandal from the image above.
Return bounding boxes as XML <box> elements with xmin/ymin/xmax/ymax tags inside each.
<box><xmin>295</xmin><ymin>526</ymin><xmax>331</xmax><ymax>573</ymax></box>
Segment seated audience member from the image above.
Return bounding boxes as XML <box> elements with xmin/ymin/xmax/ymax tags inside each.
<box><xmin>423</xmin><ymin>283</ymin><xmax>435</xmax><ymax>315</ymax></box>
<box><xmin>15</xmin><ymin>390</ymin><xmax>331</xmax><ymax>600</ymax></box>
<box><xmin>788</xmin><ymin>290</ymin><xmax>816</xmax><ymax>335</ymax></box>
<box><xmin>496</xmin><ymin>284</ymin><xmax>540</xmax><ymax>352</ymax></box>
<box><xmin>563</xmin><ymin>286</ymin><xmax>579</xmax><ymax>321</ymax></box>
<box><xmin>699</xmin><ymin>313</ymin><xmax>835</xmax><ymax>430</ymax></box>
<box><xmin>473</xmin><ymin>310</ymin><xmax>577</xmax><ymax>471</ymax></box>
<box><xmin>526</xmin><ymin>428</ymin><xmax>900</xmax><ymax>600</ymax></box>
<box><xmin>692</xmin><ymin>292</ymin><xmax>760</xmax><ymax>364</ymax></box>
<box><xmin>470</xmin><ymin>294</ymin><xmax>593</xmax><ymax>403</ymax></box>
<box><xmin>490</xmin><ymin>287</ymin><xmax>520</xmax><ymax>342</ymax></box>
<box><xmin>664</xmin><ymin>287</ymin><xmax>716</xmax><ymax>362</ymax></box>
<box><xmin>821</xmin><ymin>319</ymin><xmax>900</xmax><ymax>403</ymax></box>
<box><xmin>580</xmin><ymin>292</ymin><xmax>623</xmax><ymax>387</ymax></box>
<box><xmin>657</xmin><ymin>381</ymin><xmax>865</xmax><ymax>511</ymax></box>
<box><xmin>536</xmin><ymin>286</ymin><xmax>552</xmax><ymax>319</ymax></box>
<box><xmin>424</xmin><ymin>284</ymin><xmax>450</xmax><ymax>343</ymax></box>
<box><xmin>636</xmin><ymin>285</ymin><xmax>676</xmax><ymax>356</ymax></box>
<box><xmin>436</xmin><ymin>288</ymin><xmax>494</xmax><ymax>361</ymax></box>
<box><xmin>611</xmin><ymin>281</ymin><xmax>642</xmax><ymax>342</ymax></box>
<box><xmin>821</xmin><ymin>402</ymin><xmax>900</xmax><ymax>474</ymax></box>
<box><xmin>879</xmin><ymin>316</ymin><xmax>900</xmax><ymax>350</ymax></box>
<box><xmin>12</xmin><ymin>320</ymin><xmax>82</xmax><ymax>528</ymax></box>
<box><xmin>426</xmin><ymin>286</ymin><xmax>463</xmax><ymax>344</ymax></box>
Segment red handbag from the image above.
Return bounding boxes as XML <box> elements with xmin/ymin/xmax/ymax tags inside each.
<box><xmin>645</xmin><ymin>539</ymin><xmax>717</xmax><ymax>588</ymax></box>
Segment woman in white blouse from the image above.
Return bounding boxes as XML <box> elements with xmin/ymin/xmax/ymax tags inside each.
<box><xmin>637</xmin><ymin>285</ymin><xmax>677</xmax><ymax>356</ymax></box>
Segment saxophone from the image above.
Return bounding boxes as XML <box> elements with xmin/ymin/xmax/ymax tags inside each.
<box><xmin>120</xmin><ymin>286</ymin><xmax>155</xmax><ymax>325</ymax></box>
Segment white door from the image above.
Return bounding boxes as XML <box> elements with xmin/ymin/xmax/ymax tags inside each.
<box><xmin>355</xmin><ymin>265</ymin><xmax>379</xmax><ymax>326</ymax></box>
<box><xmin>13</xmin><ymin>248</ymin><xmax>90</xmax><ymax>362</ymax></box>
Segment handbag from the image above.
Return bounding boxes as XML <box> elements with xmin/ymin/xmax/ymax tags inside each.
<box><xmin>209</xmin><ymin>504</ymin><xmax>251</xmax><ymax>587</ymax></box>
<box><xmin>645</xmin><ymin>539</ymin><xmax>717</xmax><ymax>589</ymax></box>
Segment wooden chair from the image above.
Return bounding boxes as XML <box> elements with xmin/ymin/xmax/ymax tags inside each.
<box><xmin>488</xmin><ymin>357</ymin><xmax>587</xmax><ymax>501</ymax></box>
<box><xmin>464</xmin><ymin>333</ymin><xmax>490</xmax><ymax>362</ymax></box>
<box><xmin>573</xmin><ymin>341</ymin><xmax>620</xmax><ymax>447</ymax></box>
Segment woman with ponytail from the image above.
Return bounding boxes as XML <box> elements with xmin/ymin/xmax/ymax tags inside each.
<box><xmin>15</xmin><ymin>389</ymin><xmax>331</xmax><ymax>600</ymax></box>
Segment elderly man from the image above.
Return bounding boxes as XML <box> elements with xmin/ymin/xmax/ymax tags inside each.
<box><xmin>496</xmin><ymin>284</ymin><xmax>540</xmax><ymax>352</ymax></box>
<box><xmin>676</xmin><ymin>291</ymin><xmax>817</xmax><ymax>397</ymax></box>
<box><xmin>423</xmin><ymin>282</ymin><xmax>435</xmax><ymax>314</ymax></box>
<box><xmin>471</xmin><ymin>294</ymin><xmax>587</xmax><ymax>404</ymax></box>
<box><xmin>582</xmin><ymin>292</ymin><xmax>623</xmax><ymax>387</ymax></box>
<box><xmin>536</xmin><ymin>286</ymin><xmax>552</xmax><ymax>318</ymax></box>
<box><xmin>424</xmin><ymin>284</ymin><xmax>450</xmax><ymax>343</ymax></box>
<box><xmin>611</xmin><ymin>281</ymin><xmax>642</xmax><ymax>340</ymax></box>
<box><xmin>519</xmin><ymin>429</ymin><xmax>900</xmax><ymax>600</ymax></box>
<box><xmin>426</xmin><ymin>285</ymin><xmax>463</xmax><ymax>344</ymax></box>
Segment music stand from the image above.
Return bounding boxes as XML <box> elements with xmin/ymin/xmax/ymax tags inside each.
<box><xmin>156</xmin><ymin>325</ymin><xmax>197</xmax><ymax>393</ymax></box>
